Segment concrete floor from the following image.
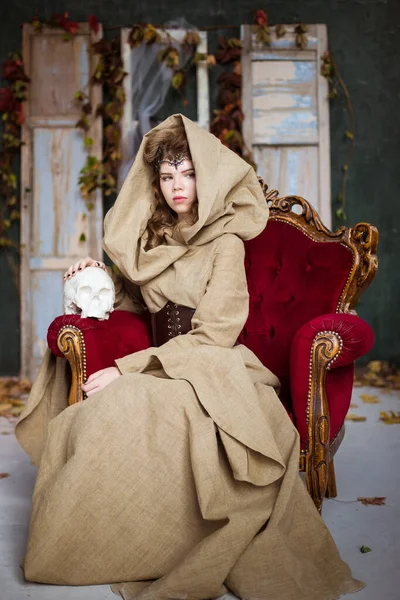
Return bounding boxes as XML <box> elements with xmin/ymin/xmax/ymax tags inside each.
<box><xmin>1</xmin><ymin>386</ymin><xmax>399</xmax><ymax>600</ymax></box>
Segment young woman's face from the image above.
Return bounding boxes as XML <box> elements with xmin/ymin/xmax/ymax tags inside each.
<box><xmin>159</xmin><ymin>158</ymin><xmax>197</xmax><ymax>221</ymax></box>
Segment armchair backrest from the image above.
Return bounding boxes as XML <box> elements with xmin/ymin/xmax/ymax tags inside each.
<box><xmin>239</xmin><ymin>193</ymin><xmax>378</xmax><ymax>410</ymax></box>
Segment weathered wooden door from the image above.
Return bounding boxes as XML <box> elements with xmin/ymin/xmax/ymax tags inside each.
<box><xmin>241</xmin><ymin>24</ymin><xmax>331</xmax><ymax>226</ymax></box>
<box><xmin>20</xmin><ymin>24</ymin><xmax>102</xmax><ymax>380</ymax></box>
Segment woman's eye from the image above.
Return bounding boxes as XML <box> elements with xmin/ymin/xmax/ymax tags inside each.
<box><xmin>161</xmin><ymin>176</ymin><xmax>171</xmax><ymax>181</ymax></box>
<box><xmin>186</xmin><ymin>173</ymin><xmax>195</xmax><ymax>178</ymax></box>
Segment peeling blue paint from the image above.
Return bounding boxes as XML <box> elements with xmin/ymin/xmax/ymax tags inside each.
<box><xmin>79</xmin><ymin>39</ymin><xmax>89</xmax><ymax>91</ymax></box>
<box><xmin>33</xmin><ymin>128</ymin><xmax>87</xmax><ymax>257</ymax></box>
<box><xmin>32</xmin><ymin>271</ymin><xmax>63</xmax><ymax>368</ymax></box>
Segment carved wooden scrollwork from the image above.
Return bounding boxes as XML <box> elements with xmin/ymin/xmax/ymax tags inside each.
<box><xmin>305</xmin><ymin>331</ymin><xmax>342</xmax><ymax>512</ymax></box>
<box><xmin>268</xmin><ymin>195</ymin><xmax>345</xmax><ymax>239</ymax></box>
<box><xmin>57</xmin><ymin>326</ymin><xmax>86</xmax><ymax>406</ymax></box>
<box><xmin>257</xmin><ymin>176</ymin><xmax>279</xmax><ymax>201</ymax></box>
<box><xmin>343</xmin><ymin>222</ymin><xmax>379</xmax><ymax>310</ymax></box>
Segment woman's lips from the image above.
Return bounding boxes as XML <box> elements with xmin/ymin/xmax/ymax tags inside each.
<box><xmin>173</xmin><ymin>197</ymin><xmax>187</xmax><ymax>203</ymax></box>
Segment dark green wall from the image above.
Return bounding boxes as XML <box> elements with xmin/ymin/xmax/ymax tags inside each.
<box><xmin>1</xmin><ymin>0</ymin><xmax>399</xmax><ymax>375</ymax></box>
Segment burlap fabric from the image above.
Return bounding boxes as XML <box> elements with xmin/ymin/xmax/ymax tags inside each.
<box><xmin>16</xmin><ymin>115</ymin><xmax>363</xmax><ymax>600</ymax></box>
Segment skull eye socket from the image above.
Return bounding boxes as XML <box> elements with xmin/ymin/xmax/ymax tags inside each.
<box><xmin>99</xmin><ymin>288</ymin><xmax>112</xmax><ymax>298</ymax></box>
<box><xmin>79</xmin><ymin>286</ymin><xmax>92</xmax><ymax>296</ymax></box>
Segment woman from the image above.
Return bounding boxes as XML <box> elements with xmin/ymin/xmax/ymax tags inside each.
<box><xmin>16</xmin><ymin>114</ymin><xmax>363</xmax><ymax>600</ymax></box>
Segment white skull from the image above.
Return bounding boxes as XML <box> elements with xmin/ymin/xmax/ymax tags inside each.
<box><xmin>63</xmin><ymin>266</ymin><xmax>115</xmax><ymax>320</ymax></box>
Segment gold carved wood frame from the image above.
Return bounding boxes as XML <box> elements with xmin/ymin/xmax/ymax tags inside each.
<box><xmin>266</xmin><ymin>192</ymin><xmax>378</xmax><ymax>511</ymax></box>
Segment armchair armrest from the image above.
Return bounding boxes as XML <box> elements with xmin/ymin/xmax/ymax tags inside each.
<box><xmin>47</xmin><ymin>311</ymin><xmax>152</xmax><ymax>405</ymax></box>
<box><xmin>291</xmin><ymin>313</ymin><xmax>374</xmax><ymax>371</ymax></box>
<box><xmin>290</xmin><ymin>312</ymin><xmax>374</xmax><ymax>441</ymax></box>
<box><xmin>290</xmin><ymin>312</ymin><xmax>374</xmax><ymax>511</ymax></box>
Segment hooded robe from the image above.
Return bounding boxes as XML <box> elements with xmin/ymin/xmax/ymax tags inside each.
<box><xmin>16</xmin><ymin>115</ymin><xmax>363</xmax><ymax>600</ymax></box>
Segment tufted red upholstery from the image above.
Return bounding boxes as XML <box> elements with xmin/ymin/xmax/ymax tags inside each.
<box><xmin>47</xmin><ymin>311</ymin><xmax>151</xmax><ymax>379</ymax></box>
<box><xmin>238</xmin><ymin>220</ymin><xmax>355</xmax><ymax>412</ymax></box>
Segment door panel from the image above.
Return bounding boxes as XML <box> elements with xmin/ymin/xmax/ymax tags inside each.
<box><xmin>241</xmin><ymin>24</ymin><xmax>331</xmax><ymax>226</ymax></box>
<box><xmin>21</xmin><ymin>24</ymin><xmax>103</xmax><ymax>379</ymax></box>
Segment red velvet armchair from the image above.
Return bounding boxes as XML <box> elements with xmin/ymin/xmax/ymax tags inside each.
<box><xmin>47</xmin><ymin>192</ymin><xmax>378</xmax><ymax>512</ymax></box>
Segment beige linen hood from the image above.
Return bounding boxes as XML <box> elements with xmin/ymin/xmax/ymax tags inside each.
<box><xmin>103</xmin><ymin>114</ymin><xmax>268</xmax><ymax>284</ymax></box>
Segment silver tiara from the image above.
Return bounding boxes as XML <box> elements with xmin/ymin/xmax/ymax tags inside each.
<box><xmin>154</xmin><ymin>149</ymin><xmax>190</xmax><ymax>173</ymax></box>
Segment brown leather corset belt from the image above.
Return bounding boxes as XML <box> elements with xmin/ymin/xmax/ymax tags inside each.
<box><xmin>151</xmin><ymin>302</ymin><xmax>196</xmax><ymax>347</ymax></box>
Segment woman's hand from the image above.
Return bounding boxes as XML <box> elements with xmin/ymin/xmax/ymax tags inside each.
<box><xmin>63</xmin><ymin>256</ymin><xmax>106</xmax><ymax>281</ymax></box>
<box><xmin>82</xmin><ymin>367</ymin><xmax>121</xmax><ymax>397</ymax></box>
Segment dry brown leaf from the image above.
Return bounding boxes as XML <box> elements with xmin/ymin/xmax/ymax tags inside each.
<box><xmin>0</xmin><ymin>378</ymin><xmax>29</xmax><ymax>420</ymax></box>
<box><xmin>367</xmin><ymin>360</ymin><xmax>385</xmax><ymax>374</ymax></box>
<box><xmin>358</xmin><ymin>497</ymin><xmax>386</xmax><ymax>506</ymax></box>
<box><xmin>355</xmin><ymin>361</ymin><xmax>400</xmax><ymax>390</ymax></box>
<box><xmin>379</xmin><ymin>411</ymin><xmax>400</xmax><ymax>424</ymax></box>
<box><xmin>0</xmin><ymin>377</ymin><xmax>31</xmax><ymax>399</ymax></box>
<box><xmin>349</xmin><ymin>403</ymin><xmax>359</xmax><ymax>408</ymax></box>
<box><xmin>360</xmin><ymin>394</ymin><xmax>380</xmax><ymax>404</ymax></box>
<box><xmin>345</xmin><ymin>413</ymin><xmax>367</xmax><ymax>422</ymax></box>
<box><xmin>387</xmin><ymin>374</ymin><xmax>400</xmax><ymax>389</ymax></box>
<box><xmin>10</xmin><ymin>399</ymin><xmax>25</xmax><ymax>406</ymax></box>
<box><xmin>0</xmin><ymin>473</ymin><xmax>10</xmax><ymax>479</ymax></box>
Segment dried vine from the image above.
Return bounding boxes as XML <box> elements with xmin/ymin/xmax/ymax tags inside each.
<box><xmin>210</xmin><ymin>39</ymin><xmax>250</xmax><ymax>162</ymax></box>
<box><xmin>321</xmin><ymin>51</ymin><xmax>355</xmax><ymax>221</ymax></box>
<box><xmin>74</xmin><ymin>24</ymin><xmax>205</xmax><ymax>208</ymax></box>
<box><xmin>0</xmin><ymin>54</ymin><xmax>29</xmax><ymax>249</ymax></box>
<box><xmin>75</xmin><ymin>37</ymin><xmax>126</xmax><ymax>209</ymax></box>
<box><xmin>128</xmin><ymin>25</ymin><xmax>202</xmax><ymax>102</ymax></box>
<box><xmin>211</xmin><ymin>11</ymin><xmax>309</xmax><ymax>167</ymax></box>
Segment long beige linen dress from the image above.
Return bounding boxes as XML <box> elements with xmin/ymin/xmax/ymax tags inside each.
<box><xmin>16</xmin><ymin>115</ymin><xmax>363</xmax><ymax>600</ymax></box>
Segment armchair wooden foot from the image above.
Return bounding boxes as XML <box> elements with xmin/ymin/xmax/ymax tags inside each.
<box><xmin>305</xmin><ymin>451</ymin><xmax>328</xmax><ymax>514</ymax></box>
<box><xmin>325</xmin><ymin>459</ymin><xmax>337</xmax><ymax>498</ymax></box>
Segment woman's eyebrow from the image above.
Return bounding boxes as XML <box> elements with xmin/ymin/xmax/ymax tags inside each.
<box><xmin>160</xmin><ymin>168</ymin><xmax>194</xmax><ymax>175</ymax></box>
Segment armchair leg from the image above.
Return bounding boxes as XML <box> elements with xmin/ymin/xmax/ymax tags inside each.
<box><xmin>57</xmin><ymin>326</ymin><xmax>86</xmax><ymax>405</ymax></box>
<box><xmin>306</xmin><ymin>331</ymin><xmax>342</xmax><ymax>513</ymax></box>
<box><xmin>325</xmin><ymin>459</ymin><xmax>337</xmax><ymax>498</ymax></box>
<box><xmin>305</xmin><ymin>450</ymin><xmax>328</xmax><ymax>514</ymax></box>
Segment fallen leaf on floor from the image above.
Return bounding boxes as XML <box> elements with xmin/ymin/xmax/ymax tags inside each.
<box><xmin>360</xmin><ymin>545</ymin><xmax>372</xmax><ymax>553</ymax></box>
<box><xmin>0</xmin><ymin>377</ymin><xmax>31</xmax><ymax>420</ymax></box>
<box><xmin>349</xmin><ymin>403</ymin><xmax>359</xmax><ymax>408</ymax></box>
<box><xmin>345</xmin><ymin>413</ymin><xmax>367</xmax><ymax>422</ymax></box>
<box><xmin>355</xmin><ymin>361</ymin><xmax>400</xmax><ymax>390</ymax></box>
<box><xmin>0</xmin><ymin>473</ymin><xmax>10</xmax><ymax>479</ymax></box>
<box><xmin>358</xmin><ymin>497</ymin><xmax>386</xmax><ymax>506</ymax></box>
<box><xmin>379</xmin><ymin>411</ymin><xmax>400</xmax><ymax>424</ymax></box>
<box><xmin>360</xmin><ymin>394</ymin><xmax>380</xmax><ymax>404</ymax></box>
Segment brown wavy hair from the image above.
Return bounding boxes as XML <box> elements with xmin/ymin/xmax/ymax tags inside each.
<box><xmin>143</xmin><ymin>125</ymin><xmax>198</xmax><ymax>250</ymax></box>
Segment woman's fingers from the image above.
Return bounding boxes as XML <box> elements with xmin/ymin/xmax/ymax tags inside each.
<box><xmin>63</xmin><ymin>256</ymin><xmax>104</xmax><ymax>280</ymax></box>
<box><xmin>85</xmin><ymin>369</ymin><xmax>104</xmax><ymax>384</ymax></box>
<box><xmin>84</xmin><ymin>385</ymin><xmax>101</xmax><ymax>397</ymax></box>
<box><xmin>63</xmin><ymin>265</ymin><xmax>74</xmax><ymax>280</ymax></box>
<box><xmin>81</xmin><ymin>367</ymin><xmax>121</xmax><ymax>397</ymax></box>
<box><xmin>82</xmin><ymin>379</ymin><xmax>101</xmax><ymax>393</ymax></box>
